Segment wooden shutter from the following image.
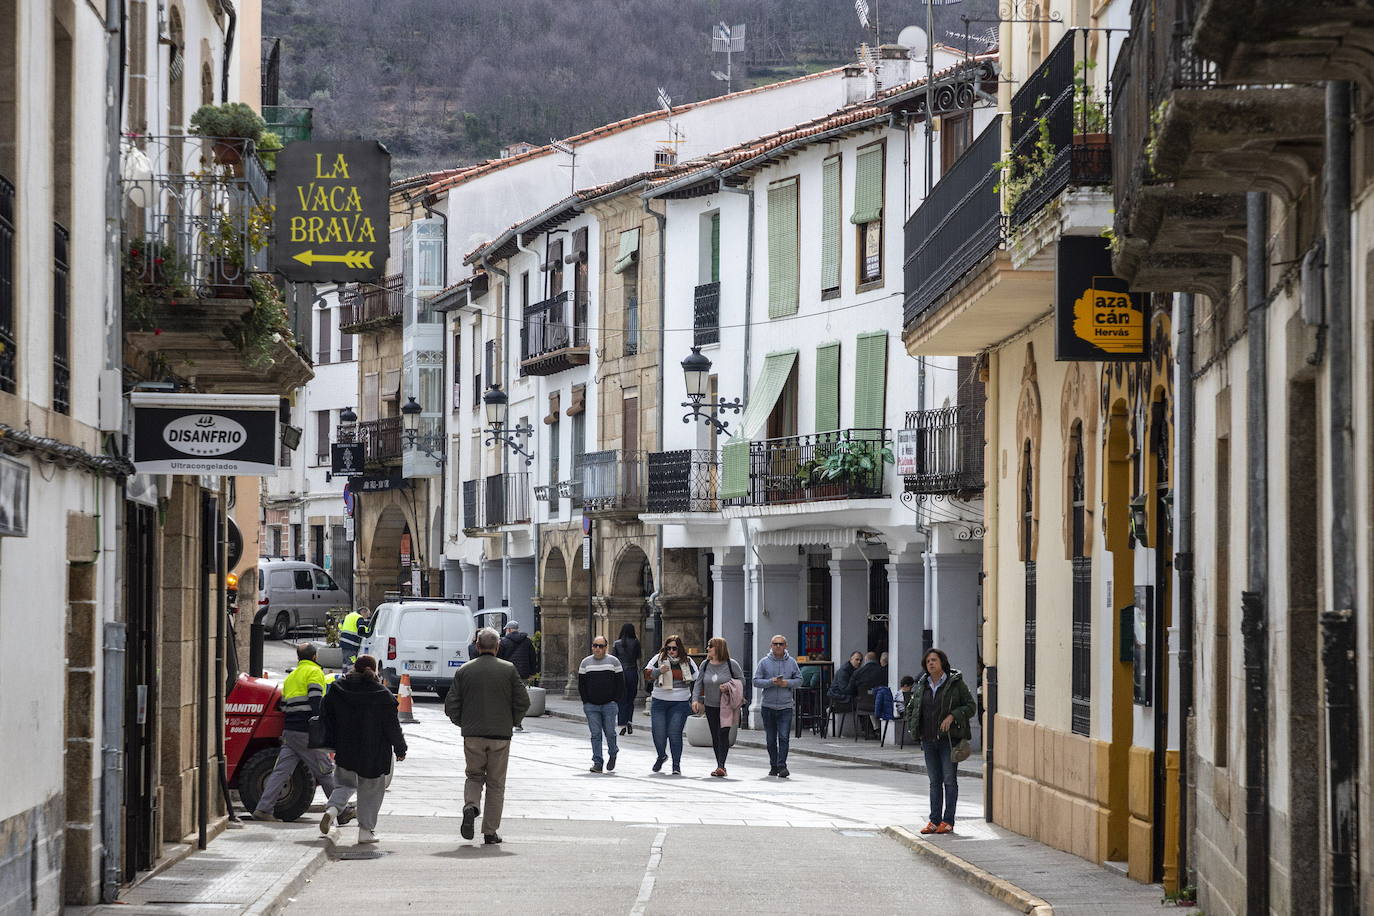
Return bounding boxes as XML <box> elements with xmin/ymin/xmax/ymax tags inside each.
<box><xmin>767</xmin><ymin>178</ymin><xmax>799</xmax><ymax>318</ymax></box>
<box><xmin>821</xmin><ymin>156</ymin><xmax>841</xmax><ymax>292</ymax></box>
<box><xmin>710</xmin><ymin>212</ymin><xmax>721</xmax><ymax>283</ymax></box>
<box><xmin>614</xmin><ymin>228</ymin><xmax>640</xmax><ymax>274</ymax></box>
<box><xmin>719</xmin><ymin>439</ymin><xmax>751</xmax><ymax>500</ymax></box>
<box><xmin>815</xmin><ymin>342</ymin><xmax>840</xmax><ymax>432</ymax></box>
<box><xmin>851</xmin><ymin>144</ymin><xmax>884</xmax><ymax>225</ymax></box>
<box><xmin>853</xmin><ymin>331</ymin><xmax>888</xmax><ymax>429</ymax></box>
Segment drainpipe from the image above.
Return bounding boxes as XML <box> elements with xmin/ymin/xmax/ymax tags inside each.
<box><xmin>644</xmin><ymin>197</ymin><xmax>668</xmax><ymax>652</ymax></box>
<box><xmin>1323</xmin><ymin>79</ymin><xmax>1359</xmax><ymax>915</ymax></box>
<box><xmin>982</xmin><ymin>349</ymin><xmax>999</xmax><ymax>820</ymax></box>
<box><xmin>1241</xmin><ymin>191</ymin><xmax>1270</xmax><ymax>915</ymax></box>
<box><xmin>1175</xmin><ymin>292</ymin><xmax>1196</xmax><ymax>888</ymax></box>
<box><xmin>218</xmin><ymin>0</ymin><xmax>236</xmax><ymax>104</ymax></box>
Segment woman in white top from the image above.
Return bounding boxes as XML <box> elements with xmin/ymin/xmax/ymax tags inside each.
<box><xmin>643</xmin><ymin>634</ymin><xmax>698</xmax><ymax>775</ymax></box>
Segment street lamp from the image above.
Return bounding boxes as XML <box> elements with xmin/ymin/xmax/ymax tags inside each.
<box><xmin>338</xmin><ymin>405</ymin><xmax>358</xmax><ymax>442</ymax></box>
<box><xmin>680</xmin><ymin>346</ymin><xmax>741</xmax><ymax>435</ymax></box>
<box><xmin>400</xmin><ymin>396</ymin><xmax>446</xmax><ymax>462</ymax></box>
<box><xmin>482</xmin><ymin>384</ymin><xmax>535</xmax><ymax>465</ymax></box>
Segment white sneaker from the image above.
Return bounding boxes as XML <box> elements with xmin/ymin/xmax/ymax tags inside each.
<box><xmin>319</xmin><ymin>806</ymin><xmax>338</xmax><ymax>836</ymax></box>
<box><xmin>358</xmin><ymin>828</ymin><xmax>379</xmax><ymax>844</ymax></box>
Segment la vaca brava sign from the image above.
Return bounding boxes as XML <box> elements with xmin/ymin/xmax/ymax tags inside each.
<box><xmin>273</xmin><ymin>140</ymin><xmax>390</xmax><ymax>283</ymax></box>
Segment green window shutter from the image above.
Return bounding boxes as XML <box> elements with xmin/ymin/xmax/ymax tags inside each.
<box><xmin>767</xmin><ymin>178</ymin><xmax>799</xmax><ymax>318</ymax></box>
<box><xmin>719</xmin><ymin>439</ymin><xmax>751</xmax><ymax>499</ymax></box>
<box><xmin>710</xmin><ymin>212</ymin><xmax>721</xmax><ymax>283</ymax></box>
<box><xmin>853</xmin><ymin>331</ymin><xmax>888</xmax><ymax>429</ymax></box>
<box><xmin>815</xmin><ymin>342</ymin><xmax>840</xmax><ymax>432</ymax></box>
<box><xmin>613</xmin><ymin>228</ymin><xmax>640</xmax><ymax>274</ymax></box>
<box><xmin>821</xmin><ymin>156</ymin><xmax>841</xmax><ymax>292</ymax></box>
<box><xmin>850</xmin><ymin>145</ymin><xmax>884</xmax><ymax>225</ymax></box>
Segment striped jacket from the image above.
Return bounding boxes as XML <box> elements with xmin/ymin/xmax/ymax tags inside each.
<box><xmin>281</xmin><ymin>659</ymin><xmax>329</xmax><ymax>732</ymax></box>
<box><xmin>577</xmin><ymin>653</ymin><xmax>624</xmax><ymax>706</ymax></box>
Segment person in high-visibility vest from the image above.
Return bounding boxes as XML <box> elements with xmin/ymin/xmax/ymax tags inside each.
<box><xmin>252</xmin><ymin>643</ymin><xmax>340</xmax><ymax>821</ymax></box>
<box><xmin>338</xmin><ymin>607</ymin><xmax>372</xmax><ymax>669</ymax></box>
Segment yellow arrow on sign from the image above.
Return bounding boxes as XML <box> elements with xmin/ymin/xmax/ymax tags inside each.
<box><xmin>292</xmin><ymin>249</ymin><xmax>374</xmax><ymax>269</ymax></box>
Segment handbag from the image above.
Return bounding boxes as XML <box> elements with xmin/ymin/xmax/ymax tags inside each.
<box><xmin>952</xmin><ymin>737</ymin><xmax>972</xmax><ymax>763</ymax></box>
<box><xmin>307</xmin><ymin>715</ymin><xmax>328</xmax><ymax>749</ymax></box>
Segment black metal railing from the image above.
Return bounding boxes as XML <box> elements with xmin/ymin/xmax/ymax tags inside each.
<box><xmin>647</xmin><ymin>449</ymin><xmax>719</xmax><ymax>512</ymax></box>
<box><xmin>0</xmin><ymin>175</ymin><xmax>13</xmax><ymax>394</ymax></box>
<box><xmin>693</xmin><ymin>282</ymin><xmax>720</xmax><ymax>346</ymax></box>
<box><xmin>902</xmin><ymin>405</ymin><xmax>984</xmax><ymax>494</ymax></box>
<box><xmin>522</xmin><ymin>291</ymin><xmax>588</xmax><ymax>361</ymax></box>
<box><xmin>52</xmin><ymin>224</ymin><xmax>70</xmax><ymax>415</ymax></box>
<box><xmin>358</xmin><ymin>417</ymin><xmax>402</xmax><ymax>463</ymax></box>
<box><xmin>262</xmin><ymin>105</ymin><xmax>313</xmax><ymax>143</ymax></box>
<box><xmin>903</xmin><ymin>115</ymin><xmax>1003</xmax><ymax>327</ymax></box>
<box><xmin>463</xmin><ymin>473</ymin><xmax>531</xmax><ymax>528</ymax></box>
<box><xmin>581</xmin><ymin>449</ymin><xmax>647</xmax><ymax>512</ymax></box>
<box><xmin>1008</xmin><ymin>30</ymin><xmax>1114</xmax><ymax>228</ymax></box>
<box><xmin>340</xmin><ymin>273</ymin><xmax>404</xmax><ymax>329</ymax></box>
<box><xmin>743</xmin><ymin>428</ymin><xmax>889</xmax><ymax>506</ymax></box>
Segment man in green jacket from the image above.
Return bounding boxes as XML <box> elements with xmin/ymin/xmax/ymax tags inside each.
<box><xmin>444</xmin><ymin>626</ymin><xmax>529</xmax><ymax>845</ymax></box>
<box><xmin>904</xmin><ymin>647</ymin><xmax>977</xmax><ymax>835</ymax></box>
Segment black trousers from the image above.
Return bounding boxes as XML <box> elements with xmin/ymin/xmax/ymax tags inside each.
<box><xmin>703</xmin><ymin>704</ymin><xmax>730</xmax><ymax>767</ymax></box>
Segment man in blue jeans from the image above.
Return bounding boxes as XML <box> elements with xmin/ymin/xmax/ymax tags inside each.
<box><xmin>577</xmin><ymin>636</ymin><xmax>623</xmax><ymax>773</ymax></box>
<box><xmin>752</xmin><ymin>634</ymin><xmax>803</xmax><ymax>778</ymax></box>
<box><xmin>905</xmin><ymin>647</ymin><xmax>976</xmax><ymax>834</ymax></box>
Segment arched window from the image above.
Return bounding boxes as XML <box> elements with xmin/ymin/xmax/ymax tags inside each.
<box><xmin>1023</xmin><ymin>439</ymin><xmax>1037</xmax><ymax>720</ymax></box>
<box><xmin>1070</xmin><ymin>424</ymin><xmax>1091</xmax><ymax>735</ymax></box>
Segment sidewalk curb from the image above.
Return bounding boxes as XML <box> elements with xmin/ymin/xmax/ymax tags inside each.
<box><xmin>541</xmin><ymin>708</ymin><xmax>982</xmax><ymax>779</ymax></box>
<box><xmin>881</xmin><ymin>826</ymin><xmax>1053</xmax><ymax>915</ymax></box>
<box><xmin>242</xmin><ymin>842</ymin><xmax>329</xmax><ymax>916</ymax></box>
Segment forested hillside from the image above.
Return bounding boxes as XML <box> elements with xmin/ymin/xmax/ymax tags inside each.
<box><xmin>264</xmin><ymin>0</ymin><xmax>995</xmax><ymax>178</ymax></box>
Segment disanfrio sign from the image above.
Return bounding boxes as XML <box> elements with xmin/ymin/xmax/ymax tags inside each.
<box><xmin>131</xmin><ymin>393</ymin><xmax>279</xmax><ymax>475</ymax></box>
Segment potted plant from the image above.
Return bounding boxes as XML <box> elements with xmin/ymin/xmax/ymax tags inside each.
<box><xmin>123</xmin><ymin>238</ymin><xmax>193</xmax><ymax>331</ymax></box>
<box><xmin>189</xmin><ymin>102</ymin><xmax>266</xmax><ymax>166</ymax></box>
<box><xmin>200</xmin><ymin>201</ymin><xmax>272</xmax><ymax>297</ymax></box>
<box><xmin>224</xmin><ymin>274</ymin><xmax>293</xmax><ymax>367</ymax></box>
<box><xmin>819</xmin><ymin>438</ymin><xmax>895</xmax><ymax>494</ymax></box>
<box><xmin>1072</xmin><ymin>59</ymin><xmax>1109</xmax><ymax>146</ymax></box>
<box><xmin>524</xmin><ymin>672</ymin><xmax>547</xmax><ymax>717</ymax></box>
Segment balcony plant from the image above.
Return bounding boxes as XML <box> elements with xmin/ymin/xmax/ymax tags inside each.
<box><xmin>225</xmin><ymin>274</ymin><xmax>294</xmax><ymax>368</ymax></box>
<box><xmin>123</xmin><ymin>238</ymin><xmax>193</xmax><ymax>331</ymax></box>
<box><xmin>257</xmin><ymin>130</ymin><xmax>283</xmax><ymax>172</ymax></box>
<box><xmin>1072</xmin><ymin>60</ymin><xmax>1109</xmax><ymax>144</ymax></box>
<box><xmin>819</xmin><ymin>438</ymin><xmax>894</xmax><ymax>492</ymax></box>
<box><xmin>199</xmin><ymin>201</ymin><xmax>273</xmax><ymax>297</ymax></box>
<box><xmin>995</xmin><ymin>116</ymin><xmax>1056</xmax><ymax>213</ymax></box>
<box><xmin>189</xmin><ymin>102</ymin><xmax>265</xmax><ymax>166</ymax></box>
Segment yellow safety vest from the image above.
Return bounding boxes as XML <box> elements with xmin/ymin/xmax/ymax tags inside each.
<box><xmin>282</xmin><ymin>659</ymin><xmax>328</xmax><ymax>722</ymax></box>
<box><xmin>340</xmin><ymin>612</ymin><xmax>362</xmax><ymax>635</ymax></box>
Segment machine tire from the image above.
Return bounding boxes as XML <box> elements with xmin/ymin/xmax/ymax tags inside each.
<box><xmin>269</xmin><ymin>612</ymin><xmax>291</xmax><ymax>641</ymax></box>
<box><xmin>235</xmin><ymin>746</ymin><xmax>316</xmax><ymax>822</ymax></box>
<box><xmin>433</xmin><ymin>683</ymin><xmax>449</xmax><ymax>703</ymax></box>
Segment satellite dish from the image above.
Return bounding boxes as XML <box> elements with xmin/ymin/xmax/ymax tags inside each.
<box><xmin>897</xmin><ymin>25</ymin><xmax>929</xmax><ymax>60</ymax></box>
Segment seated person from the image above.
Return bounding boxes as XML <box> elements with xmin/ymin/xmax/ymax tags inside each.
<box><xmin>850</xmin><ymin>652</ymin><xmax>886</xmax><ymax>737</ymax></box>
<box><xmin>828</xmin><ymin>651</ymin><xmax>863</xmax><ymax>711</ymax></box>
<box><xmin>895</xmin><ymin>675</ymin><xmax>916</xmax><ymax>717</ymax></box>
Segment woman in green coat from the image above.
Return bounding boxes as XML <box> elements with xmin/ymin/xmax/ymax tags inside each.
<box><xmin>904</xmin><ymin>647</ymin><xmax>976</xmax><ymax>834</ymax></box>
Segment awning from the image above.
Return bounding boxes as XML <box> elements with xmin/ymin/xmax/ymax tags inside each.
<box><xmin>544</xmin><ymin>391</ymin><xmax>561</xmax><ymax>424</ymax></box>
<box><xmin>719</xmin><ymin>350</ymin><xmax>797</xmax><ymax>499</ymax></box>
<box><xmin>613</xmin><ymin>228</ymin><xmax>640</xmax><ymax>274</ymax></box>
<box><xmin>565</xmin><ymin>383</ymin><xmax>586</xmax><ymax>417</ymax></box>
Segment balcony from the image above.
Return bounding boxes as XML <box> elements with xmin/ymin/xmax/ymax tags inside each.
<box><xmin>646</xmin><ymin>449</ymin><xmax>719</xmax><ymax>513</ymax></box>
<box><xmin>1191</xmin><ymin>0</ymin><xmax>1374</xmax><ymax>87</ymax></box>
<box><xmin>693</xmin><ymin>282</ymin><xmax>720</xmax><ymax>346</ymax></box>
<box><xmin>1007</xmin><ymin>30</ymin><xmax>1112</xmax><ymax>231</ymax></box>
<box><xmin>358</xmin><ymin>417</ymin><xmax>402</xmax><ymax>465</ymax></box>
<box><xmin>462</xmin><ymin>473</ymin><xmax>531</xmax><ymax>531</ymax></box>
<box><xmin>263</xmin><ymin>105</ymin><xmax>313</xmax><ymax>143</ymax></box>
<box><xmin>740</xmin><ymin>429</ymin><xmax>889</xmax><ymax>506</ymax></box>
<box><xmin>901</xmin><ymin>406</ymin><xmax>985</xmax><ymax>496</ymax></box>
<box><xmin>521</xmin><ymin>291</ymin><xmax>589</xmax><ymax>376</ymax></box>
<box><xmin>339</xmin><ymin>273</ymin><xmax>403</xmax><ymax>333</ymax></box>
<box><xmin>581</xmin><ymin>450</ymin><xmax>646</xmax><ymax>517</ymax></box>
<box><xmin>1110</xmin><ymin>0</ymin><xmax>1324</xmax><ymax>297</ymax></box>
<box><xmin>121</xmin><ymin>135</ymin><xmax>310</xmax><ymax>394</ymax></box>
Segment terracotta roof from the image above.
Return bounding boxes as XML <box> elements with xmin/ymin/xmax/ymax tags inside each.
<box><xmin>412</xmin><ymin>67</ymin><xmax>848</xmax><ymax>198</ymax></box>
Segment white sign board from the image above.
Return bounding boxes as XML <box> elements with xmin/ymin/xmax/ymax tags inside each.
<box><xmin>131</xmin><ymin>393</ymin><xmax>280</xmax><ymax>475</ymax></box>
<box><xmin>895</xmin><ymin>428</ymin><xmax>920</xmax><ymax>476</ymax></box>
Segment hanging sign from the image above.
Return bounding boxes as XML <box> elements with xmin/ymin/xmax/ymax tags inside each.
<box><xmin>355</xmin><ymin>469</ymin><xmax>407</xmax><ymax>492</ymax></box>
<box><xmin>895</xmin><ymin>428</ymin><xmax>921</xmax><ymax>476</ymax></box>
<box><xmin>273</xmin><ymin>141</ymin><xmax>390</xmax><ymax>283</ymax></box>
<box><xmin>130</xmin><ymin>393</ymin><xmax>279</xmax><ymax>475</ymax></box>
<box><xmin>1055</xmin><ymin>236</ymin><xmax>1149</xmax><ymax>361</ymax></box>
<box><xmin>331</xmin><ymin>442</ymin><xmax>365</xmax><ymax>477</ymax></box>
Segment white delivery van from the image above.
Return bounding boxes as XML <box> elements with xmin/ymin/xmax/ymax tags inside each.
<box><xmin>362</xmin><ymin>599</ymin><xmax>476</xmax><ymax>700</ymax></box>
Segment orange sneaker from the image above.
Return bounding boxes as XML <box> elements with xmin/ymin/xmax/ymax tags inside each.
<box><xmin>919</xmin><ymin>821</ymin><xmax>939</xmax><ymax>834</ymax></box>
<box><xmin>936</xmin><ymin>822</ymin><xmax>955</xmax><ymax>834</ymax></box>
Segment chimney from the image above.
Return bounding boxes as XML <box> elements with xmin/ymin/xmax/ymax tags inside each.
<box><xmin>842</xmin><ymin>64</ymin><xmax>869</xmax><ymax>105</ymax></box>
<box><xmin>876</xmin><ymin>44</ymin><xmax>914</xmax><ymax>92</ymax></box>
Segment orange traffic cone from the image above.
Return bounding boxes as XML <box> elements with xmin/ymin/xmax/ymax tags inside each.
<box><xmin>398</xmin><ymin>673</ymin><xmax>417</xmax><ymax>723</ymax></box>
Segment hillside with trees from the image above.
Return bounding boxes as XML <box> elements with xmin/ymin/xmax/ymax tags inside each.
<box><xmin>264</xmin><ymin>0</ymin><xmax>996</xmax><ymax>179</ymax></box>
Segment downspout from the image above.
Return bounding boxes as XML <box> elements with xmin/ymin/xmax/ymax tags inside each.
<box><xmin>644</xmin><ymin>197</ymin><xmax>667</xmax><ymax>653</ymax></box>
<box><xmin>425</xmin><ymin>199</ymin><xmax>449</xmax><ymax>595</ymax></box>
<box><xmin>218</xmin><ymin>0</ymin><xmax>236</xmax><ymax>104</ymax></box>
<box><xmin>982</xmin><ymin>349</ymin><xmax>999</xmax><ymax>820</ymax></box>
<box><xmin>1322</xmin><ymin>78</ymin><xmax>1360</xmax><ymax>915</ymax></box>
<box><xmin>1241</xmin><ymin>190</ymin><xmax>1270</xmax><ymax>915</ymax></box>
<box><xmin>482</xmin><ymin>251</ymin><xmax>512</xmax><ymax>616</ymax></box>
<box><xmin>1175</xmin><ymin>292</ymin><xmax>1196</xmax><ymax>888</ymax></box>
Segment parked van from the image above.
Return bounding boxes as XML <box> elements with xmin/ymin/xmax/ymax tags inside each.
<box><xmin>257</xmin><ymin>558</ymin><xmax>351</xmax><ymax>639</ymax></box>
<box><xmin>362</xmin><ymin>599</ymin><xmax>476</xmax><ymax>700</ymax></box>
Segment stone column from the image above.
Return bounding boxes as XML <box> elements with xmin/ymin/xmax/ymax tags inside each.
<box><xmin>887</xmin><ymin>548</ymin><xmax>925</xmax><ymax>691</ymax></box>
<box><xmin>442</xmin><ymin>558</ymin><xmax>463</xmax><ymax>598</ymax></box>
<box><xmin>929</xmin><ymin>552</ymin><xmax>981</xmax><ymax>676</ymax></box>
<box><xmin>830</xmin><ymin>547</ymin><xmax>869</xmax><ymax>666</ymax></box>
<box><xmin>460</xmin><ymin>562</ymin><xmax>479</xmax><ymax>605</ymax></box>
<box><xmin>745</xmin><ymin>547</ymin><xmax>803</xmax><ymax>723</ymax></box>
<box><xmin>506</xmin><ymin>556</ymin><xmax>537</xmax><ymax>627</ymax></box>
<box><xmin>479</xmin><ymin>557</ymin><xmax>503</xmax><ymax>614</ymax></box>
<box><xmin>712</xmin><ymin>549</ymin><xmax>746</xmax><ymax>659</ymax></box>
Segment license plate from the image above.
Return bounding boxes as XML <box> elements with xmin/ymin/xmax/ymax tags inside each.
<box><xmin>448</xmin><ymin>659</ymin><xmax>463</xmax><ymax>667</ymax></box>
<box><xmin>405</xmin><ymin>660</ymin><xmax>433</xmax><ymax>672</ymax></box>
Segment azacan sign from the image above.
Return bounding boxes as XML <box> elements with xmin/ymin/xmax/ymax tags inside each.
<box><xmin>273</xmin><ymin>141</ymin><xmax>390</xmax><ymax>283</ymax></box>
<box><xmin>1055</xmin><ymin>236</ymin><xmax>1149</xmax><ymax>362</ymax></box>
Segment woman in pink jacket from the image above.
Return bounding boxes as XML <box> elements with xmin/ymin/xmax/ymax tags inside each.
<box><xmin>691</xmin><ymin>637</ymin><xmax>745</xmax><ymax>777</ymax></box>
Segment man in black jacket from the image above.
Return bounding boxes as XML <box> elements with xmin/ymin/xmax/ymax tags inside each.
<box><xmin>850</xmin><ymin>651</ymin><xmax>886</xmax><ymax>738</ymax></box>
<box><xmin>577</xmin><ymin>636</ymin><xmax>623</xmax><ymax>773</ymax></box>
<box><xmin>499</xmin><ymin>622</ymin><xmax>537</xmax><ymax>679</ymax></box>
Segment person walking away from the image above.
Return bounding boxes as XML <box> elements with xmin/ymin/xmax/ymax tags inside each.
<box><xmin>578</xmin><ymin>636</ymin><xmax>623</xmax><ymax>773</ymax></box>
<box><xmin>318</xmin><ymin>655</ymin><xmax>406</xmax><ymax>843</ymax></box>
<box><xmin>499</xmin><ymin>621</ymin><xmax>536</xmax><ymax>678</ymax></box>
<box><xmin>611</xmin><ymin>623</ymin><xmax>642</xmax><ymax>735</ymax></box>
<box><xmin>752</xmin><ymin>634</ymin><xmax>803</xmax><ymax>777</ymax></box>
<box><xmin>904</xmin><ymin>647</ymin><xmax>976</xmax><ymax>834</ymax></box>
<box><xmin>337</xmin><ymin>606</ymin><xmax>371</xmax><ymax>671</ymax></box>
<box><xmin>690</xmin><ymin>637</ymin><xmax>745</xmax><ymax>777</ymax></box>
<box><xmin>643</xmin><ymin>635</ymin><xmax>698</xmax><ymax>775</ymax></box>
<box><xmin>445</xmin><ymin>627</ymin><xmax>530</xmax><ymax>845</ymax></box>
<box><xmin>850</xmin><ymin>651</ymin><xmax>885</xmax><ymax>739</ymax></box>
<box><xmin>252</xmin><ymin>643</ymin><xmax>340</xmax><ymax>821</ymax></box>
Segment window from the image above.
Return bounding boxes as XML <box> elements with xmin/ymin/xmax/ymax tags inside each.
<box><xmin>291</xmin><ymin>523</ymin><xmax>303</xmax><ymax>560</ymax></box>
<box><xmin>571</xmin><ymin>411</ymin><xmax>586</xmax><ymax>508</ymax></box>
<box><xmin>521</xmin><ymin>270</ymin><xmax>530</xmax><ymax>309</ymax></box>
<box><xmin>484</xmin><ymin>338</ymin><xmax>497</xmax><ymax>390</ymax></box>
<box><xmin>312</xmin><ymin>569</ymin><xmax>335</xmax><ymax>591</ymax></box>
<box><xmin>310</xmin><ymin>526</ymin><xmax>324</xmax><ymax>568</ymax></box>
<box><xmin>1214</xmin><ymin>433</ymin><xmax>1231</xmax><ymax>766</ymax></box>
<box><xmin>452</xmin><ymin>329</ymin><xmax>462</xmax><ymax>409</ymax></box>
<box><xmin>52</xmin><ymin>19</ymin><xmax>72</xmax><ymax>414</ymax></box>
<box><xmin>338</xmin><ymin>325</ymin><xmax>353</xmax><ymax>362</ymax></box>
<box><xmin>317</xmin><ymin>307</ymin><xmax>331</xmax><ymax>364</ymax></box>
<box><xmin>852</xmin><ymin>143</ymin><xmax>884</xmax><ymax>286</ymax></box>
<box><xmin>1023</xmin><ymin>440</ymin><xmax>1037</xmax><ymax>720</ymax></box>
<box><xmin>1070</xmin><ymin>426</ymin><xmax>1091</xmax><ymax>736</ymax></box>
<box><xmin>573</xmin><ymin>229</ymin><xmax>589</xmax><ymax>342</ymax></box>
<box><xmin>853</xmin><ymin>331</ymin><xmax>887</xmax><ymax>430</ymax></box>
<box><xmin>767</xmin><ymin>178</ymin><xmax>800</xmax><ymax>317</ymax></box>
<box><xmin>315</xmin><ymin>410</ymin><xmax>331</xmax><ymax>464</ymax></box>
<box><xmin>362</xmin><ymin>372</ymin><xmax>379</xmax><ymax>421</ymax></box>
<box><xmin>623</xmin><ymin>260</ymin><xmax>640</xmax><ymax>356</ymax></box>
<box><xmin>52</xmin><ymin>225</ymin><xmax>69</xmax><ymax>414</ymax></box>
<box><xmin>815</xmin><ymin>342</ymin><xmax>840</xmax><ymax>432</ymax></box>
<box><xmin>700</xmin><ymin>211</ymin><xmax>721</xmax><ymax>284</ymax></box>
<box><xmin>472</xmin><ymin>322</ymin><xmax>481</xmax><ymax>407</ymax></box>
<box><xmin>821</xmin><ymin>156</ymin><xmax>841</xmax><ymax>296</ymax></box>
<box><xmin>765</xmin><ymin>362</ymin><xmax>799</xmax><ymax>440</ymax></box>
<box><xmin>548</xmin><ymin>415</ymin><xmax>560</xmax><ymax>518</ymax></box>
<box><xmin>0</xmin><ymin>176</ymin><xmax>14</xmax><ymax>394</ymax></box>
<box><xmin>548</xmin><ymin>238</ymin><xmax>564</xmax><ymax>296</ymax></box>
<box><xmin>293</xmin><ymin>569</ymin><xmax>313</xmax><ymax>590</ymax></box>
<box><xmin>941</xmin><ymin>112</ymin><xmax>973</xmax><ymax>169</ymax></box>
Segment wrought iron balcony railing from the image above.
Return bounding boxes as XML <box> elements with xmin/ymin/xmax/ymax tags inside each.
<box><xmin>581</xmin><ymin>449</ymin><xmax>647</xmax><ymax>513</ymax></box>
<box><xmin>693</xmin><ymin>282</ymin><xmax>720</xmax><ymax>346</ymax></box>
<box><xmin>0</xmin><ymin>175</ymin><xmax>13</xmax><ymax>394</ymax></box>
<box><xmin>901</xmin><ymin>405</ymin><xmax>985</xmax><ymax>495</ymax></box>
<box><xmin>646</xmin><ymin>449</ymin><xmax>719</xmax><ymax>512</ymax></box>
<box><xmin>902</xmin><ymin>115</ymin><xmax>1003</xmax><ymax>327</ymax></box>
<box><xmin>521</xmin><ymin>291</ymin><xmax>590</xmax><ymax>375</ymax></box>
<box><xmin>358</xmin><ymin>417</ymin><xmax>402</xmax><ymax>464</ymax></box>
<box><xmin>462</xmin><ymin>473</ymin><xmax>531</xmax><ymax>530</ymax></box>
<box><xmin>340</xmin><ymin>273</ymin><xmax>404</xmax><ymax>331</ymax></box>
<box><xmin>262</xmin><ymin>105</ymin><xmax>313</xmax><ymax>144</ymax></box>
<box><xmin>742</xmin><ymin>428</ymin><xmax>889</xmax><ymax>506</ymax></box>
<box><xmin>1008</xmin><ymin>29</ymin><xmax>1113</xmax><ymax>228</ymax></box>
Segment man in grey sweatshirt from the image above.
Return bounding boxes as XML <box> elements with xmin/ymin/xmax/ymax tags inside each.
<box><xmin>752</xmin><ymin>635</ymin><xmax>803</xmax><ymax>777</ymax></box>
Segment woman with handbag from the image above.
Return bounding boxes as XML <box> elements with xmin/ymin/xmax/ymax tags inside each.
<box><xmin>690</xmin><ymin>637</ymin><xmax>745</xmax><ymax>778</ymax></box>
<box><xmin>903</xmin><ymin>647</ymin><xmax>976</xmax><ymax>835</ymax></box>
<box><xmin>318</xmin><ymin>654</ymin><xmax>407</xmax><ymax>844</ymax></box>
<box><xmin>643</xmin><ymin>634</ymin><xmax>698</xmax><ymax>775</ymax></box>
<box><xmin>612</xmin><ymin>623</ymin><xmax>642</xmax><ymax>735</ymax></box>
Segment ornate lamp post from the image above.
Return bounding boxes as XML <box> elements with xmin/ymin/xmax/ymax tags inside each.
<box><xmin>482</xmin><ymin>384</ymin><xmax>535</xmax><ymax>465</ymax></box>
<box><xmin>680</xmin><ymin>346</ymin><xmax>741</xmax><ymax>434</ymax></box>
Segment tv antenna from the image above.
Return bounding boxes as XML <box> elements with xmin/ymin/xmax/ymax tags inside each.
<box><xmin>854</xmin><ymin>0</ymin><xmax>880</xmax><ymax>43</ymax></box>
<box><xmin>655</xmin><ymin>88</ymin><xmax>684</xmax><ymax>167</ymax></box>
<box><xmin>710</xmin><ymin>21</ymin><xmax>745</xmax><ymax>94</ymax></box>
<box><xmin>550</xmin><ymin>138</ymin><xmax>576</xmax><ymax>194</ymax></box>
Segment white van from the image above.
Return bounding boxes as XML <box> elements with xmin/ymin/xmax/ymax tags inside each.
<box><xmin>362</xmin><ymin>599</ymin><xmax>476</xmax><ymax>700</ymax></box>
